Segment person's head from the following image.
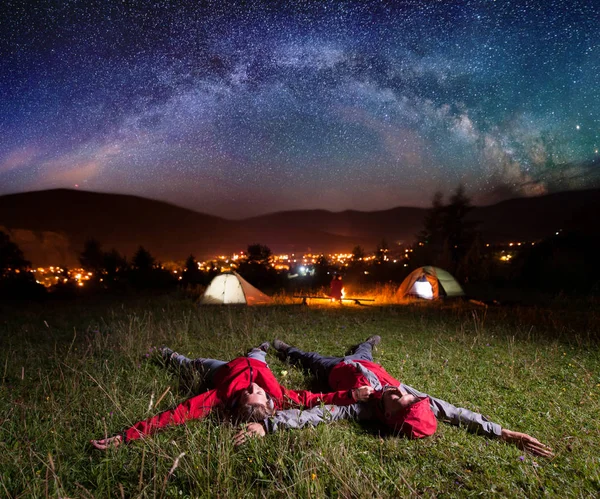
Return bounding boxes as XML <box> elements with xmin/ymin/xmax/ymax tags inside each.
<box><xmin>230</xmin><ymin>383</ymin><xmax>276</xmax><ymax>424</ymax></box>
<box><xmin>380</xmin><ymin>385</ymin><xmax>437</xmax><ymax>438</ymax></box>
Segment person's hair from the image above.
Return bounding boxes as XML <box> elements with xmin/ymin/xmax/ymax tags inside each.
<box><xmin>231</xmin><ymin>402</ymin><xmax>274</xmax><ymax>424</ymax></box>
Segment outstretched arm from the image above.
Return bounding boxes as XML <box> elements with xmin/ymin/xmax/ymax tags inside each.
<box><xmin>500</xmin><ymin>429</ymin><xmax>553</xmax><ymax>457</ymax></box>
<box><xmin>91</xmin><ymin>389</ymin><xmax>219</xmax><ymax>450</ymax></box>
<box><xmin>233</xmin><ymin>403</ymin><xmax>373</xmax><ymax>445</ymax></box>
<box><xmin>268</xmin><ymin>403</ymin><xmax>372</xmax><ymax>433</ymax></box>
<box><xmin>284</xmin><ymin>386</ymin><xmax>373</xmax><ymax>408</ymax></box>
<box><xmin>91</xmin><ymin>435</ymin><xmax>123</xmax><ymax>450</ymax></box>
<box><xmin>402</xmin><ymin>383</ymin><xmax>502</xmax><ymax>437</ymax></box>
<box><xmin>401</xmin><ymin>383</ymin><xmax>553</xmax><ymax>457</ymax></box>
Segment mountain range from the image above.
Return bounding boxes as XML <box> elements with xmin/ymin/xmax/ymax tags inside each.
<box><xmin>1</xmin><ymin>188</ymin><xmax>599</xmax><ymax>267</ymax></box>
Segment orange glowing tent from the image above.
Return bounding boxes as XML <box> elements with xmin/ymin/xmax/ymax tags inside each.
<box><xmin>397</xmin><ymin>266</ymin><xmax>464</xmax><ymax>300</ymax></box>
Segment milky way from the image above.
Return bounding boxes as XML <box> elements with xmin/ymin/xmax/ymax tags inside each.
<box><xmin>1</xmin><ymin>0</ymin><xmax>599</xmax><ymax>218</ymax></box>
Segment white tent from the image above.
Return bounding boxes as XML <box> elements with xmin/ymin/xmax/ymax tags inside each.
<box><xmin>200</xmin><ymin>272</ymin><xmax>272</xmax><ymax>305</ymax></box>
<box><xmin>397</xmin><ymin>266</ymin><xmax>465</xmax><ymax>300</ymax></box>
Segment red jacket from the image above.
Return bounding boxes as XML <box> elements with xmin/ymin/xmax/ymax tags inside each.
<box><xmin>124</xmin><ymin>357</ymin><xmax>355</xmax><ymax>441</ymax></box>
<box><xmin>329</xmin><ymin>279</ymin><xmax>344</xmax><ymax>299</ymax></box>
<box><xmin>327</xmin><ymin>359</ymin><xmax>438</xmax><ymax>438</ymax></box>
<box><xmin>328</xmin><ymin>359</ymin><xmax>400</xmax><ymax>391</ymax></box>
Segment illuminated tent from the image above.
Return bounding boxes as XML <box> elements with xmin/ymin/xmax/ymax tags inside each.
<box><xmin>200</xmin><ymin>272</ymin><xmax>272</xmax><ymax>305</ymax></box>
<box><xmin>397</xmin><ymin>266</ymin><xmax>465</xmax><ymax>300</ymax></box>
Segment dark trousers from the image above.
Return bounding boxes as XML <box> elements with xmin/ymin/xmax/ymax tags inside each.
<box><xmin>285</xmin><ymin>342</ymin><xmax>374</xmax><ymax>382</ymax></box>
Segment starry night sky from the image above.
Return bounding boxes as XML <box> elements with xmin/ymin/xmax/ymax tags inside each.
<box><xmin>1</xmin><ymin>0</ymin><xmax>599</xmax><ymax>218</ymax></box>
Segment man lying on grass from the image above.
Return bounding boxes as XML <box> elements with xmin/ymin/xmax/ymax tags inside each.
<box><xmin>233</xmin><ymin>336</ymin><xmax>553</xmax><ymax>458</ymax></box>
<box><xmin>91</xmin><ymin>342</ymin><xmax>373</xmax><ymax>450</ymax></box>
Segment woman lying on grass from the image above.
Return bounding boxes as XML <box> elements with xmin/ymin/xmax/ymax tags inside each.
<box><xmin>233</xmin><ymin>336</ymin><xmax>553</xmax><ymax>458</ymax></box>
<box><xmin>91</xmin><ymin>342</ymin><xmax>373</xmax><ymax>450</ymax></box>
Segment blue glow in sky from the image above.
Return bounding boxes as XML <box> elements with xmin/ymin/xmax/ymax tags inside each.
<box><xmin>1</xmin><ymin>0</ymin><xmax>598</xmax><ymax>218</ymax></box>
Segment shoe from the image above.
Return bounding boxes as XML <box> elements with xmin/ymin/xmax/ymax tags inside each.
<box><xmin>258</xmin><ymin>342</ymin><xmax>270</xmax><ymax>352</ymax></box>
<box><xmin>365</xmin><ymin>335</ymin><xmax>381</xmax><ymax>347</ymax></box>
<box><xmin>345</xmin><ymin>335</ymin><xmax>381</xmax><ymax>355</ymax></box>
<box><xmin>273</xmin><ymin>339</ymin><xmax>290</xmax><ymax>352</ymax></box>
<box><xmin>159</xmin><ymin>346</ymin><xmax>178</xmax><ymax>363</ymax></box>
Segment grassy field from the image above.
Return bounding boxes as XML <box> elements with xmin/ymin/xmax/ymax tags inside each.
<box><xmin>1</xmin><ymin>293</ymin><xmax>599</xmax><ymax>497</ymax></box>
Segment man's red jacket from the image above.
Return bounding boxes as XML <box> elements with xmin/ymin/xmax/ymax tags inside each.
<box><xmin>124</xmin><ymin>357</ymin><xmax>355</xmax><ymax>441</ymax></box>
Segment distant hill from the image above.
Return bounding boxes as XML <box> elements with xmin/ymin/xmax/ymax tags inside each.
<box><xmin>0</xmin><ymin>189</ymin><xmax>231</xmax><ymax>267</ymax></box>
<box><xmin>0</xmin><ymin>188</ymin><xmax>599</xmax><ymax>267</ymax></box>
<box><xmin>470</xmin><ymin>189</ymin><xmax>600</xmax><ymax>242</ymax></box>
<box><xmin>0</xmin><ymin>189</ymin><xmax>366</xmax><ymax>266</ymax></box>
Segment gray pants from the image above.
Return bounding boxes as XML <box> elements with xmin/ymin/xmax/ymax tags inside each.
<box><xmin>170</xmin><ymin>348</ymin><xmax>267</xmax><ymax>386</ymax></box>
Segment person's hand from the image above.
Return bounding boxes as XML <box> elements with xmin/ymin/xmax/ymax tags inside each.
<box><xmin>500</xmin><ymin>429</ymin><xmax>554</xmax><ymax>458</ymax></box>
<box><xmin>352</xmin><ymin>385</ymin><xmax>374</xmax><ymax>402</ymax></box>
<box><xmin>91</xmin><ymin>435</ymin><xmax>123</xmax><ymax>450</ymax></box>
<box><xmin>233</xmin><ymin>423</ymin><xmax>266</xmax><ymax>446</ymax></box>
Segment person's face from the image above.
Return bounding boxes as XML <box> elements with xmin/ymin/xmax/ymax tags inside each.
<box><xmin>240</xmin><ymin>383</ymin><xmax>269</xmax><ymax>406</ymax></box>
<box><xmin>382</xmin><ymin>386</ymin><xmax>419</xmax><ymax>418</ymax></box>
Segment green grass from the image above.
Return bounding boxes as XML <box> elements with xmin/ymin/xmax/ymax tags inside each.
<box><xmin>1</xmin><ymin>294</ymin><xmax>599</xmax><ymax>497</ymax></box>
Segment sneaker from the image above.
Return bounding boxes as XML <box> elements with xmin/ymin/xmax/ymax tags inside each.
<box><xmin>345</xmin><ymin>335</ymin><xmax>381</xmax><ymax>355</ymax></box>
<box><xmin>365</xmin><ymin>335</ymin><xmax>381</xmax><ymax>347</ymax></box>
<box><xmin>159</xmin><ymin>346</ymin><xmax>178</xmax><ymax>363</ymax></box>
<box><xmin>272</xmin><ymin>339</ymin><xmax>290</xmax><ymax>352</ymax></box>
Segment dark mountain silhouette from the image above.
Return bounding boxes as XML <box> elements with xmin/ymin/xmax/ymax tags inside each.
<box><xmin>0</xmin><ymin>188</ymin><xmax>599</xmax><ymax>267</ymax></box>
<box><xmin>0</xmin><ymin>189</ymin><xmax>366</xmax><ymax>266</ymax></box>
<box><xmin>470</xmin><ymin>188</ymin><xmax>600</xmax><ymax>243</ymax></box>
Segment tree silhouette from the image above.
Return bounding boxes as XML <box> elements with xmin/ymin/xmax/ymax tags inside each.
<box><xmin>244</xmin><ymin>244</ymin><xmax>273</xmax><ymax>266</ymax></box>
<box><xmin>131</xmin><ymin>246</ymin><xmax>155</xmax><ymax>272</ymax></box>
<box><xmin>418</xmin><ymin>191</ymin><xmax>445</xmax><ymax>255</ymax></box>
<box><xmin>237</xmin><ymin>244</ymin><xmax>276</xmax><ymax>289</ymax></box>
<box><xmin>375</xmin><ymin>239</ymin><xmax>389</xmax><ymax>264</ymax></box>
<box><xmin>183</xmin><ymin>254</ymin><xmax>203</xmax><ymax>286</ymax></box>
<box><xmin>79</xmin><ymin>239</ymin><xmax>104</xmax><ymax>275</ymax></box>
<box><xmin>103</xmin><ymin>248</ymin><xmax>128</xmax><ymax>280</ymax></box>
<box><xmin>313</xmin><ymin>255</ymin><xmax>332</xmax><ymax>287</ymax></box>
<box><xmin>0</xmin><ymin>231</ymin><xmax>30</xmax><ymax>277</ymax></box>
<box><xmin>0</xmin><ymin>231</ymin><xmax>45</xmax><ymax>299</ymax></box>
<box><xmin>415</xmin><ymin>186</ymin><xmax>480</xmax><ymax>279</ymax></box>
<box><xmin>351</xmin><ymin>245</ymin><xmax>365</xmax><ymax>262</ymax></box>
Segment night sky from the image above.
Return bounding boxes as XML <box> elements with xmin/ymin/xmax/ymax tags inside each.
<box><xmin>1</xmin><ymin>0</ymin><xmax>599</xmax><ymax>219</ymax></box>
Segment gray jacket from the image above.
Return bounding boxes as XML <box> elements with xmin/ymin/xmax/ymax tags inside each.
<box><xmin>264</xmin><ymin>383</ymin><xmax>502</xmax><ymax>438</ymax></box>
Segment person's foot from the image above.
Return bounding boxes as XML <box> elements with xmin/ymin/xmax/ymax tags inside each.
<box><xmin>345</xmin><ymin>335</ymin><xmax>381</xmax><ymax>355</ymax></box>
<box><xmin>159</xmin><ymin>346</ymin><xmax>178</xmax><ymax>363</ymax></box>
<box><xmin>365</xmin><ymin>335</ymin><xmax>381</xmax><ymax>347</ymax></box>
<box><xmin>273</xmin><ymin>339</ymin><xmax>290</xmax><ymax>353</ymax></box>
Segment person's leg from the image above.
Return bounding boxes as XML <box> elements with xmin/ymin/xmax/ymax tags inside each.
<box><xmin>246</xmin><ymin>341</ymin><xmax>270</xmax><ymax>364</ymax></box>
<box><xmin>343</xmin><ymin>342</ymin><xmax>374</xmax><ymax>363</ymax></box>
<box><xmin>283</xmin><ymin>345</ymin><xmax>343</xmax><ymax>381</ymax></box>
<box><xmin>161</xmin><ymin>347</ymin><xmax>226</xmax><ymax>386</ymax></box>
<box><xmin>344</xmin><ymin>335</ymin><xmax>381</xmax><ymax>362</ymax></box>
<box><xmin>246</xmin><ymin>349</ymin><xmax>267</xmax><ymax>364</ymax></box>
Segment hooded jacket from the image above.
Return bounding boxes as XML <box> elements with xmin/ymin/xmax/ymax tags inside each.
<box><xmin>124</xmin><ymin>357</ymin><xmax>355</xmax><ymax>441</ymax></box>
<box><xmin>264</xmin><ymin>359</ymin><xmax>501</xmax><ymax>438</ymax></box>
<box><xmin>328</xmin><ymin>359</ymin><xmax>437</xmax><ymax>437</ymax></box>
